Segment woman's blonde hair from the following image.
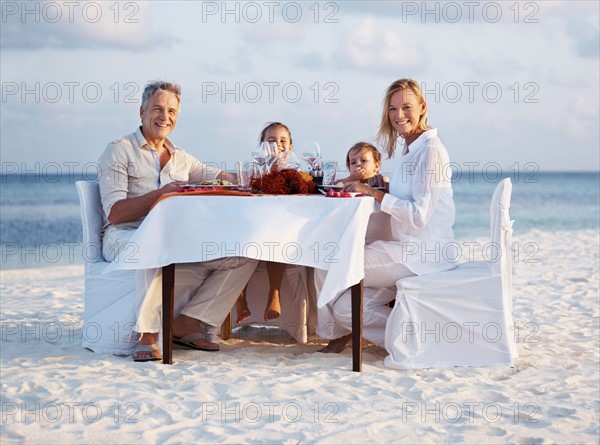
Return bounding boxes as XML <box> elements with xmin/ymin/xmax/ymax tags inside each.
<box><xmin>376</xmin><ymin>79</ymin><xmax>430</xmax><ymax>158</ymax></box>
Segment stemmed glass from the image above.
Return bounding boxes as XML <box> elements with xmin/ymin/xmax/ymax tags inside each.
<box><xmin>301</xmin><ymin>142</ymin><xmax>322</xmax><ymax>172</ymax></box>
<box><xmin>278</xmin><ymin>151</ymin><xmax>301</xmax><ymax>170</ymax></box>
<box><xmin>251</xmin><ymin>143</ymin><xmax>270</xmax><ymax>193</ymax></box>
<box><xmin>262</xmin><ymin>141</ymin><xmax>279</xmax><ymax>171</ymax></box>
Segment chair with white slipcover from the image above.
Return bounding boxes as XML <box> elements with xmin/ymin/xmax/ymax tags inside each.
<box><xmin>384</xmin><ymin>178</ymin><xmax>518</xmax><ymax>368</ymax></box>
<box><xmin>76</xmin><ymin>180</ymin><xmax>137</xmax><ymax>355</ymax></box>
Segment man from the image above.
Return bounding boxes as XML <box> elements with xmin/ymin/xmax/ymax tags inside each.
<box><xmin>98</xmin><ymin>80</ymin><xmax>258</xmax><ymax>361</ymax></box>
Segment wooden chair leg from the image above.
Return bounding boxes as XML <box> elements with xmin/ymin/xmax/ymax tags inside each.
<box><xmin>221</xmin><ymin>311</ymin><xmax>232</xmax><ymax>340</ymax></box>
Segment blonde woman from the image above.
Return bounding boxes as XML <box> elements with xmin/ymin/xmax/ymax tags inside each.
<box><xmin>318</xmin><ymin>79</ymin><xmax>458</xmax><ymax>352</ymax></box>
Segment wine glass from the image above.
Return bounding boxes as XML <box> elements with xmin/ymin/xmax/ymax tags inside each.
<box><xmin>301</xmin><ymin>142</ymin><xmax>321</xmax><ymax>172</ymax></box>
<box><xmin>261</xmin><ymin>141</ymin><xmax>278</xmax><ymax>171</ymax></box>
<box><xmin>279</xmin><ymin>151</ymin><xmax>301</xmax><ymax>170</ymax></box>
<box><xmin>251</xmin><ymin>144</ymin><xmax>270</xmax><ymax>192</ymax></box>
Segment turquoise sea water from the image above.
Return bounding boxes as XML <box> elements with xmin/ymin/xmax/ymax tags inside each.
<box><xmin>1</xmin><ymin>171</ymin><xmax>598</xmax><ymax>269</ymax></box>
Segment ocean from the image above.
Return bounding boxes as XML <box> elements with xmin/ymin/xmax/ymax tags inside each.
<box><xmin>1</xmin><ymin>171</ymin><xmax>598</xmax><ymax>270</ymax></box>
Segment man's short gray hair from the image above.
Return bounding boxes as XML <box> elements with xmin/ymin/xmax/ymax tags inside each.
<box><xmin>141</xmin><ymin>81</ymin><xmax>181</xmax><ymax>110</ymax></box>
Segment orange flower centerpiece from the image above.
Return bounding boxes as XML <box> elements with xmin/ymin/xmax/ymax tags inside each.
<box><xmin>251</xmin><ymin>170</ymin><xmax>317</xmax><ymax>194</ymax></box>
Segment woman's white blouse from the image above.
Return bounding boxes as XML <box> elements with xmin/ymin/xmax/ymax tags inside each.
<box><xmin>377</xmin><ymin>128</ymin><xmax>458</xmax><ymax>274</ymax></box>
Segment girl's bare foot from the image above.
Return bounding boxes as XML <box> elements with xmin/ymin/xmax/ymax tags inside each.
<box><xmin>317</xmin><ymin>334</ymin><xmax>352</xmax><ymax>353</ymax></box>
<box><xmin>235</xmin><ymin>294</ymin><xmax>251</xmax><ymax>326</ymax></box>
<box><xmin>264</xmin><ymin>289</ymin><xmax>281</xmax><ymax>321</ymax></box>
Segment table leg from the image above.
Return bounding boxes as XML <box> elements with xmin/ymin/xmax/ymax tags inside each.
<box><xmin>162</xmin><ymin>264</ymin><xmax>175</xmax><ymax>364</ymax></box>
<box><xmin>351</xmin><ymin>279</ymin><xmax>363</xmax><ymax>372</ymax></box>
<box><xmin>221</xmin><ymin>312</ymin><xmax>232</xmax><ymax>341</ymax></box>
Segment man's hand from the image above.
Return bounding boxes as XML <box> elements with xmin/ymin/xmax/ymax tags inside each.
<box><xmin>108</xmin><ymin>180</ymin><xmax>187</xmax><ymax>225</ymax></box>
<box><xmin>160</xmin><ymin>180</ymin><xmax>187</xmax><ymax>194</ymax></box>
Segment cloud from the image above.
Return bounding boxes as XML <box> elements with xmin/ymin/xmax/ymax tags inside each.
<box><xmin>0</xmin><ymin>1</ymin><xmax>177</xmax><ymax>51</ymax></box>
<box><xmin>192</xmin><ymin>21</ymin><xmax>303</xmax><ymax>76</ymax></box>
<box><xmin>536</xmin><ymin>1</ymin><xmax>599</xmax><ymax>59</ymax></box>
<box><xmin>565</xmin><ymin>12</ymin><xmax>599</xmax><ymax>58</ymax></box>
<box><xmin>298</xmin><ymin>52</ymin><xmax>327</xmax><ymax>70</ymax></box>
<box><xmin>239</xmin><ymin>21</ymin><xmax>303</xmax><ymax>46</ymax></box>
<box><xmin>329</xmin><ymin>17</ymin><xmax>427</xmax><ymax>75</ymax></box>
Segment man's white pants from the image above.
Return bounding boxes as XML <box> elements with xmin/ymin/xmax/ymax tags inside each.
<box><xmin>103</xmin><ymin>228</ymin><xmax>258</xmax><ymax>333</ymax></box>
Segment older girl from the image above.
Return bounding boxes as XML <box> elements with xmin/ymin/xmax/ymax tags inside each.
<box><xmin>235</xmin><ymin>122</ymin><xmax>295</xmax><ymax>323</ymax></box>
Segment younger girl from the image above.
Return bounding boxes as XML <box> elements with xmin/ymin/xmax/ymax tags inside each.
<box><xmin>336</xmin><ymin>142</ymin><xmax>389</xmax><ymax>188</ymax></box>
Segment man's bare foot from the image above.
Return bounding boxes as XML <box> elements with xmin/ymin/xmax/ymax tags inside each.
<box><xmin>317</xmin><ymin>334</ymin><xmax>352</xmax><ymax>353</ymax></box>
<box><xmin>173</xmin><ymin>314</ymin><xmax>219</xmax><ymax>350</ymax></box>
<box><xmin>133</xmin><ymin>332</ymin><xmax>161</xmax><ymax>361</ymax></box>
<box><xmin>264</xmin><ymin>289</ymin><xmax>281</xmax><ymax>321</ymax></box>
<box><xmin>235</xmin><ymin>295</ymin><xmax>251</xmax><ymax>326</ymax></box>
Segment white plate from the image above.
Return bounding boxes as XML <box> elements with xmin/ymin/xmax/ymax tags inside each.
<box><xmin>321</xmin><ymin>185</ymin><xmax>386</xmax><ymax>191</ymax></box>
<box><xmin>182</xmin><ymin>184</ymin><xmax>238</xmax><ymax>189</ymax></box>
<box><xmin>324</xmin><ymin>190</ymin><xmax>361</xmax><ymax>198</ymax></box>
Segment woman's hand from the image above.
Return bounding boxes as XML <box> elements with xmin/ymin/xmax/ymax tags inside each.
<box><xmin>344</xmin><ymin>182</ymin><xmax>386</xmax><ymax>204</ymax></box>
<box><xmin>367</xmin><ymin>175</ymin><xmax>388</xmax><ymax>189</ymax></box>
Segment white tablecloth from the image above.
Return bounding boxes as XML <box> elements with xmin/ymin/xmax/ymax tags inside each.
<box><xmin>107</xmin><ymin>194</ymin><xmax>375</xmax><ymax>307</ymax></box>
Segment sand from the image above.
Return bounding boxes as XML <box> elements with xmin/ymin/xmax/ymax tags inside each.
<box><xmin>1</xmin><ymin>229</ymin><xmax>598</xmax><ymax>444</ymax></box>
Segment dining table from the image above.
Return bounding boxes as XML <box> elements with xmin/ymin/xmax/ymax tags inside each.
<box><xmin>107</xmin><ymin>191</ymin><xmax>375</xmax><ymax>371</ymax></box>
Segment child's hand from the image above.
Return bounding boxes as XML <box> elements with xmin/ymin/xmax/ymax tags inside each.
<box><xmin>348</xmin><ymin>167</ymin><xmax>372</xmax><ymax>182</ymax></box>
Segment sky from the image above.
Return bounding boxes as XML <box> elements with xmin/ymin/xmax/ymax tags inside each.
<box><xmin>1</xmin><ymin>0</ymin><xmax>599</xmax><ymax>175</ymax></box>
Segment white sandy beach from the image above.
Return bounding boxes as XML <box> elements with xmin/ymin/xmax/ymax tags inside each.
<box><xmin>1</xmin><ymin>229</ymin><xmax>599</xmax><ymax>444</ymax></box>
